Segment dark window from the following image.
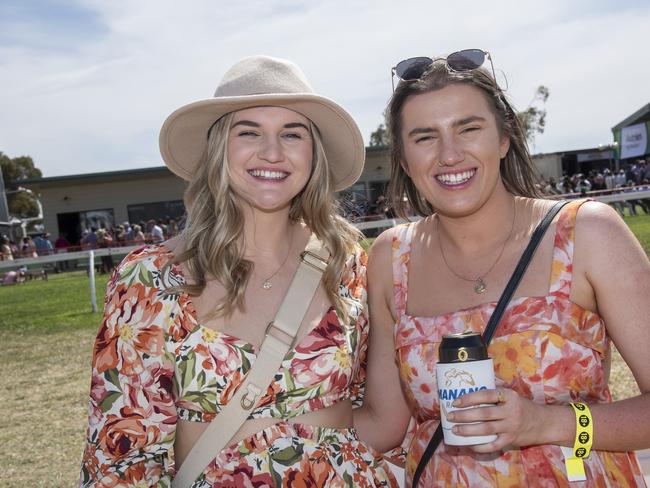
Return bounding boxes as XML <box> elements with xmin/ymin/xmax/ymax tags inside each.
<box><xmin>81</xmin><ymin>209</ymin><xmax>115</xmax><ymax>232</ymax></box>
<box><xmin>57</xmin><ymin>208</ymin><xmax>115</xmax><ymax>245</ymax></box>
<box><xmin>127</xmin><ymin>200</ymin><xmax>185</xmax><ymax>225</ymax></box>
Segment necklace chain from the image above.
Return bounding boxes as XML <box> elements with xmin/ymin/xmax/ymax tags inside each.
<box><xmin>260</xmin><ymin>226</ymin><xmax>294</xmax><ymax>290</ymax></box>
<box><xmin>436</xmin><ymin>199</ymin><xmax>516</xmax><ymax>294</ymax></box>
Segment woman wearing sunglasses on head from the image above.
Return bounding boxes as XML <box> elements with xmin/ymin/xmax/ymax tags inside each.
<box><xmin>354</xmin><ymin>49</ymin><xmax>650</xmax><ymax>486</ymax></box>
<box><xmin>79</xmin><ymin>56</ymin><xmax>399</xmax><ymax>487</ymax></box>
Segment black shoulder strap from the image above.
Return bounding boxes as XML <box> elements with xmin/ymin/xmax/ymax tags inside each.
<box><xmin>412</xmin><ymin>200</ymin><xmax>569</xmax><ymax>487</ymax></box>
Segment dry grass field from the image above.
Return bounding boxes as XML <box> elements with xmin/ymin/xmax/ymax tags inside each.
<box><xmin>0</xmin><ymin>214</ymin><xmax>648</xmax><ymax>487</ymax></box>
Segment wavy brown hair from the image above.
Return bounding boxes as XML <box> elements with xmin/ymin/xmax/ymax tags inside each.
<box><xmin>387</xmin><ymin>60</ymin><xmax>542</xmax><ymax>218</ymax></box>
<box><xmin>172</xmin><ymin>111</ymin><xmax>361</xmax><ymax>318</ymax></box>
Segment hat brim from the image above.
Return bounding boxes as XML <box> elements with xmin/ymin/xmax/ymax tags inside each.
<box><xmin>159</xmin><ymin>93</ymin><xmax>365</xmax><ymax>192</ymax></box>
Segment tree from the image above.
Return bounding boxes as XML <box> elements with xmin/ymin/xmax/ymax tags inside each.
<box><xmin>0</xmin><ymin>152</ymin><xmax>42</xmax><ymax>218</ymax></box>
<box><xmin>369</xmin><ymin>109</ymin><xmax>390</xmax><ymax>147</ymax></box>
<box><xmin>517</xmin><ymin>85</ymin><xmax>549</xmax><ymax>146</ymax></box>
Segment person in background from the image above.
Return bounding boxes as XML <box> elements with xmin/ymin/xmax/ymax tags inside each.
<box><xmin>146</xmin><ymin>219</ymin><xmax>164</xmax><ymax>243</ymax></box>
<box><xmin>122</xmin><ymin>222</ymin><xmax>134</xmax><ymax>244</ymax></box>
<box><xmin>355</xmin><ymin>49</ymin><xmax>650</xmax><ymax>486</ymax></box>
<box><xmin>33</xmin><ymin>233</ymin><xmax>54</xmax><ymax>256</ymax></box>
<box><xmin>55</xmin><ymin>233</ymin><xmax>70</xmax><ymax>251</ymax></box>
<box><xmin>81</xmin><ymin>227</ymin><xmax>98</xmax><ymax>250</ymax></box>
<box><xmin>96</xmin><ymin>228</ymin><xmax>114</xmax><ymax>274</ymax></box>
<box><xmin>604</xmin><ymin>168</ymin><xmax>615</xmax><ymax>190</ymax></box>
<box><xmin>114</xmin><ymin>225</ymin><xmax>126</xmax><ymax>245</ymax></box>
<box><xmin>54</xmin><ymin>233</ymin><xmax>71</xmax><ymax>272</ymax></box>
<box><xmin>0</xmin><ymin>235</ymin><xmax>13</xmax><ymax>261</ymax></box>
<box><xmin>131</xmin><ymin>224</ymin><xmax>145</xmax><ymax>244</ymax></box>
<box><xmin>21</xmin><ymin>236</ymin><xmax>37</xmax><ymax>258</ymax></box>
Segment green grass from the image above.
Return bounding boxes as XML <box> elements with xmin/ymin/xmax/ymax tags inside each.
<box><xmin>0</xmin><ymin>214</ymin><xmax>648</xmax><ymax>486</ymax></box>
<box><xmin>0</xmin><ymin>270</ymin><xmax>112</xmax><ymax>487</ymax></box>
<box><xmin>0</xmin><ymin>271</ymin><xmax>110</xmax><ymax>335</ymax></box>
<box><xmin>625</xmin><ymin>214</ymin><xmax>650</xmax><ymax>254</ymax></box>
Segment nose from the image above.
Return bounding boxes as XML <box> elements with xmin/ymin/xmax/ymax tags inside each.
<box><xmin>258</xmin><ymin>136</ymin><xmax>284</xmax><ymax>163</ymax></box>
<box><xmin>438</xmin><ymin>134</ymin><xmax>464</xmax><ymax>167</ymax></box>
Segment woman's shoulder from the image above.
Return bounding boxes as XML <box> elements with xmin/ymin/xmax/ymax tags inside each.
<box><xmin>110</xmin><ymin>243</ymin><xmax>174</xmax><ymax>288</ymax></box>
<box><xmin>369</xmin><ymin>221</ymin><xmax>418</xmax><ymax>264</ymax></box>
<box><xmin>573</xmin><ymin>199</ymin><xmax>632</xmax><ymax>246</ymax></box>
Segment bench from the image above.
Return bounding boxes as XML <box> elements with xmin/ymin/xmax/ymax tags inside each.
<box><xmin>25</xmin><ymin>268</ymin><xmax>48</xmax><ymax>281</ymax></box>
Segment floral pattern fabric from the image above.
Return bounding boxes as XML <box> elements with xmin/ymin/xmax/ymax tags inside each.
<box><xmin>80</xmin><ymin>243</ymin><xmax>397</xmax><ymax>487</ymax></box>
<box><xmin>392</xmin><ymin>200</ymin><xmax>646</xmax><ymax>487</ymax></box>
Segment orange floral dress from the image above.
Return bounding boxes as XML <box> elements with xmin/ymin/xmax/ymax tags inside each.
<box><xmin>392</xmin><ymin>200</ymin><xmax>646</xmax><ymax>487</ymax></box>
<box><xmin>80</xmin><ymin>243</ymin><xmax>397</xmax><ymax>487</ymax></box>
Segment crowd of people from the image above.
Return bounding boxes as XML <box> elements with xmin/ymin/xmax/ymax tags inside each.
<box><xmin>0</xmin><ymin>218</ymin><xmax>182</xmax><ymax>263</ymax></box>
<box><xmin>340</xmin><ymin>160</ymin><xmax>650</xmax><ymax>223</ymax></box>
<box><xmin>538</xmin><ymin>161</ymin><xmax>650</xmax><ymax>216</ymax></box>
<box><xmin>2</xmin><ymin>164</ymin><xmax>649</xmax><ymax>267</ymax></box>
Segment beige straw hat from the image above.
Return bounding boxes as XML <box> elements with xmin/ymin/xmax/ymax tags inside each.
<box><xmin>159</xmin><ymin>55</ymin><xmax>365</xmax><ymax>191</ymax></box>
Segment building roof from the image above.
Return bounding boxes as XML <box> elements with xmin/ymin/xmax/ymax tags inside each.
<box><xmin>531</xmin><ymin>146</ymin><xmax>609</xmax><ymax>157</ymax></box>
<box><xmin>19</xmin><ymin>166</ymin><xmax>173</xmax><ymax>187</ymax></box>
<box><xmin>612</xmin><ymin>102</ymin><xmax>650</xmax><ymax>131</ymax></box>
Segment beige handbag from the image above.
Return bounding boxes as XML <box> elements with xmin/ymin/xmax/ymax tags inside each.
<box><xmin>172</xmin><ymin>236</ymin><xmax>329</xmax><ymax>488</ymax></box>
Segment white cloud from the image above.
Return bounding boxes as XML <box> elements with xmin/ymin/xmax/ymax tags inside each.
<box><xmin>0</xmin><ymin>0</ymin><xmax>647</xmax><ymax>175</ymax></box>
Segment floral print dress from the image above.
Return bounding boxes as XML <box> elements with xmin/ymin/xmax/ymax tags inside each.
<box><xmin>80</xmin><ymin>244</ymin><xmax>397</xmax><ymax>487</ymax></box>
<box><xmin>392</xmin><ymin>200</ymin><xmax>646</xmax><ymax>487</ymax></box>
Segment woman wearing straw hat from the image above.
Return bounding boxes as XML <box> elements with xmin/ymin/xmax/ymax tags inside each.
<box><xmin>80</xmin><ymin>56</ymin><xmax>398</xmax><ymax>487</ymax></box>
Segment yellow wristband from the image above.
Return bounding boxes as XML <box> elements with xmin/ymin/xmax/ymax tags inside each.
<box><xmin>563</xmin><ymin>402</ymin><xmax>593</xmax><ymax>481</ymax></box>
<box><xmin>570</xmin><ymin>402</ymin><xmax>593</xmax><ymax>459</ymax></box>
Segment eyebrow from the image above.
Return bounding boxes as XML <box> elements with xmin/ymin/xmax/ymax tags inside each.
<box><xmin>231</xmin><ymin>120</ymin><xmax>310</xmax><ymax>131</ymax></box>
<box><xmin>406</xmin><ymin>115</ymin><xmax>487</xmax><ymax>137</ymax></box>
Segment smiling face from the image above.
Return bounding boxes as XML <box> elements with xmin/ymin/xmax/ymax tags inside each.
<box><xmin>399</xmin><ymin>84</ymin><xmax>510</xmax><ymax>217</ymax></box>
<box><xmin>226</xmin><ymin>106</ymin><xmax>314</xmax><ymax>214</ymax></box>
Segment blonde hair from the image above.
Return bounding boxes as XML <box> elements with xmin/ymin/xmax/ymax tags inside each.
<box><xmin>173</xmin><ymin>111</ymin><xmax>361</xmax><ymax>318</ymax></box>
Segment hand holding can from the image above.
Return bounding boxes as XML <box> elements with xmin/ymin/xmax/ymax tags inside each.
<box><xmin>436</xmin><ymin>332</ymin><xmax>497</xmax><ymax>446</ymax></box>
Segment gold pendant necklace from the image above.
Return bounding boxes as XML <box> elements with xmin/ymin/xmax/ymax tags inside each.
<box><xmin>437</xmin><ymin>199</ymin><xmax>516</xmax><ymax>295</ymax></box>
<box><xmin>260</xmin><ymin>227</ymin><xmax>294</xmax><ymax>290</ymax></box>
<box><xmin>473</xmin><ymin>277</ymin><xmax>487</xmax><ymax>294</ymax></box>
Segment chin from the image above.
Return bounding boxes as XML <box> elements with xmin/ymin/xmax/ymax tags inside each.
<box><xmin>246</xmin><ymin>197</ymin><xmax>294</xmax><ymax>214</ymax></box>
<box><xmin>432</xmin><ymin>195</ymin><xmax>489</xmax><ymax>218</ymax></box>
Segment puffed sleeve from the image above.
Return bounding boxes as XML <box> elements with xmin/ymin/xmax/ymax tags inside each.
<box><xmin>80</xmin><ymin>248</ymin><xmax>177</xmax><ymax>487</ymax></box>
<box><xmin>344</xmin><ymin>244</ymin><xmax>369</xmax><ymax>409</ymax></box>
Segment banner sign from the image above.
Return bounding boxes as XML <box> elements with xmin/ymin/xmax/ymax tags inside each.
<box><xmin>620</xmin><ymin>122</ymin><xmax>648</xmax><ymax>159</ymax></box>
<box><xmin>577</xmin><ymin>150</ymin><xmax>613</xmax><ymax>163</ymax></box>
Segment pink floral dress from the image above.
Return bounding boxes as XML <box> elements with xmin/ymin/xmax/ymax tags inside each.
<box><xmin>392</xmin><ymin>200</ymin><xmax>646</xmax><ymax>487</ymax></box>
<box><xmin>80</xmin><ymin>243</ymin><xmax>397</xmax><ymax>487</ymax></box>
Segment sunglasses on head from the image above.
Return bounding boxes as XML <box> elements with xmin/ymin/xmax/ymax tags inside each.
<box><xmin>391</xmin><ymin>48</ymin><xmax>496</xmax><ymax>91</ymax></box>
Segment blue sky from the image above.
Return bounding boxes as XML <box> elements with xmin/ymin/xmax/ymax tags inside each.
<box><xmin>1</xmin><ymin>0</ymin><xmax>648</xmax><ymax>177</ymax></box>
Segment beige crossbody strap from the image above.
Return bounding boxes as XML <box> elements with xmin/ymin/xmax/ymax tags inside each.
<box><xmin>172</xmin><ymin>235</ymin><xmax>329</xmax><ymax>488</ymax></box>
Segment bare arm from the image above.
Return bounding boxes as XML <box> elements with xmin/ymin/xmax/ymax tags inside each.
<box><xmin>353</xmin><ymin>230</ymin><xmax>412</xmax><ymax>452</ymax></box>
<box><xmin>569</xmin><ymin>201</ymin><xmax>650</xmax><ymax>450</ymax></box>
<box><xmin>452</xmin><ymin>201</ymin><xmax>650</xmax><ymax>452</ymax></box>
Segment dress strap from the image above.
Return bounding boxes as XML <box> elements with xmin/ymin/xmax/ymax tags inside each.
<box><xmin>391</xmin><ymin>223</ymin><xmax>416</xmax><ymax>317</ymax></box>
<box><xmin>549</xmin><ymin>199</ymin><xmax>589</xmax><ymax>298</ymax></box>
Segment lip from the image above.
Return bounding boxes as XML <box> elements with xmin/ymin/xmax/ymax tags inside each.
<box><xmin>434</xmin><ymin>168</ymin><xmax>477</xmax><ymax>190</ymax></box>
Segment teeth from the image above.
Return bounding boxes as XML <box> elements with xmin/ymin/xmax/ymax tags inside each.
<box><xmin>249</xmin><ymin>169</ymin><xmax>288</xmax><ymax>179</ymax></box>
<box><xmin>436</xmin><ymin>170</ymin><xmax>475</xmax><ymax>185</ymax></box>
